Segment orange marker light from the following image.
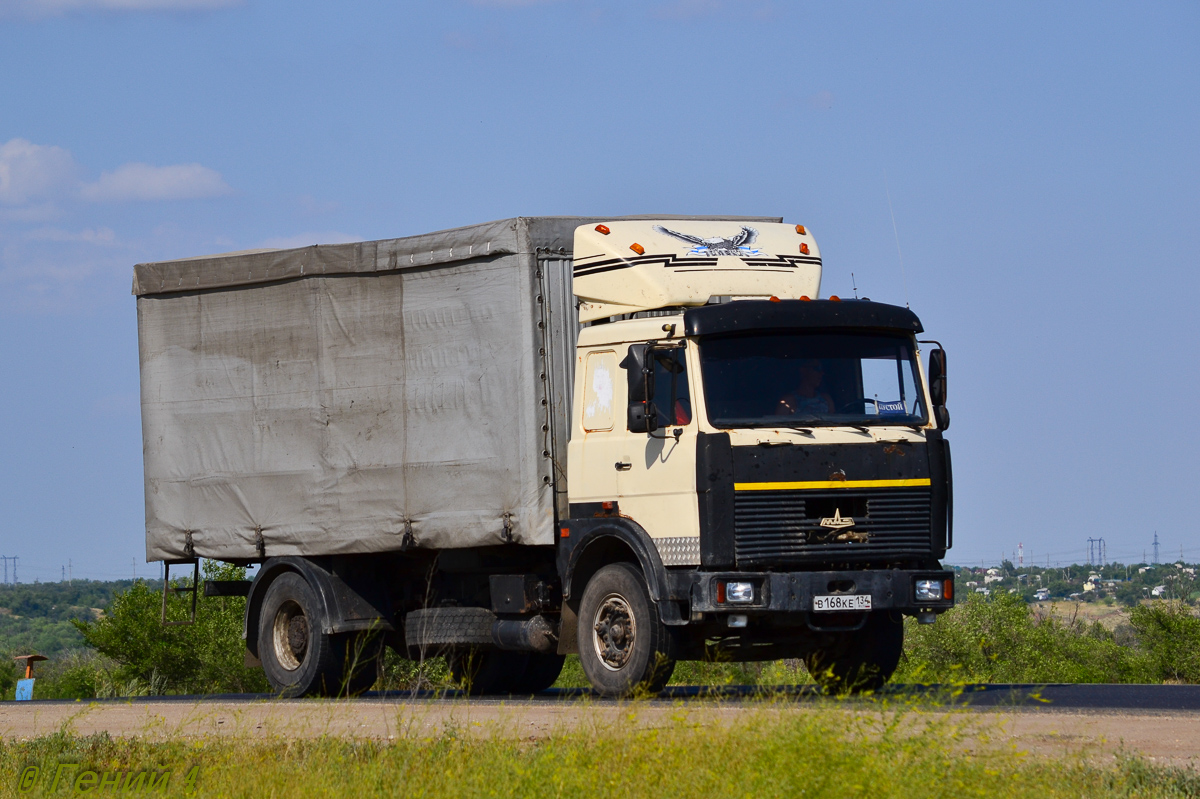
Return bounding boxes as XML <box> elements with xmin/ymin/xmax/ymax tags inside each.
<box><xmin>769</xmin><ymin>296</ymin><xmax>781</xmax><ymax>303</ymax></box>
<box><xmin>830</xmin><ymin>295</ymin><xmax>841</xmax><ymax>302</ymax></box>
<box><xmin>560</xmin><ymin>527</ymin><xmax>570</xmax><ymax>538</ymax></box>
<box><xmin>630</xmin><ymin>243</ymin><xmax>645</xmax><ymax>255</ymax></box>
<box><xmin>601</xmin><ymin>501</ymin><xmax>614</xmax><ymax>510</ymax></box>
<box><xmin>716</xmin><ymin>581</ymin><xmax>727</xmax><ymax>604</ymax></box>
<box><xmin>944</xmin><ymin>579</ymin><xmax>954</xmax><ymax>600</ymax></box>
<box><xmin>795</xmin><ymin>225</ymin><xmax>807</xmax><ymax>235</ymax></box>
<box><xmin>800</xmin><ymin>295</ymin><xmax>811</xmax><ymax>301</ymax></box>
<box><xmin>800</xmin><ymin>243</ymin><xmax>810</xmax><ymax>254</ymax></box>
<box><xmin>595</xmin><ymin>224</ymin><xmax>610</xmax><ymax>235</ymax></box>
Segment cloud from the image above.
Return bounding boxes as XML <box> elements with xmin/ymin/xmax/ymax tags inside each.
<box><xmin>0</xmin><ymin>0</ymin><xmax>240</xmax><ymax>18</ymax></box>
<box><xmin>79</xmin><ymin>162</ymin><xmax>232</xmax><ymax>202</ymax></box>
<box><xmin>259</xmin><ymin>232</ymin><xmax>360</xmax><ymax>250</ymax></box>
<box><xmin>0</xmin><ymin>139</ymin><xmax>78</xmax><ymax>206</ymax></box>
<box><xmin>25</xmin><ymin>226</ymin><xmax>117</xmax><ymax>243</ymax></box>
<box><xmin>0</xmin><ymin>202</ymin><xmax>60</xmax><ymax>223</ymax></box>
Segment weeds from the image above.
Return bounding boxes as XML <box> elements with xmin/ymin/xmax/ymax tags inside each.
<box><xmin>1</xmin><ymin>705</ymin><xmax>1198</xmax><ymax>798</ymax></box>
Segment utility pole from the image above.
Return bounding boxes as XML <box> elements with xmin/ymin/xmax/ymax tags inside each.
<box><xmin>68</xmin><ymin>559</ymin><xmax>72</xmax><ymax>583</ymax></box>
<box><xmin>1018</xmin><ymin>542</ymin><xmax>1024</xmax><ymax>568</ymax></box>
<box><xmin>1154</xmin><ymin>532</ymin><xmax>1160</xmax><ymax>565</ymax></box>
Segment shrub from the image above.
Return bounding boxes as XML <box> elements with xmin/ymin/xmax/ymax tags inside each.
<box><xmin>72</xmin><ymin>561</ymin><xmax>269</xmax><ymax>695</ymax></box>
<box><xmin>895</xmin><ymin>592</ymin><xmax>1156</xmax><ymax>684</ymax></box>
<box><xmin>1128</xmin><ymin>601</ymin><xmax>1200</xmax><ymax>683</ymax></box>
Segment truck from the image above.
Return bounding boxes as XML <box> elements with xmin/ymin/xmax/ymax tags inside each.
<box><xmin>133</xmin><ymin>215</ymin><xmax>954</xmax><ymax>697</ymax></box>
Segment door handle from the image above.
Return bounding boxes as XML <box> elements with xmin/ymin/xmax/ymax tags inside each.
<box><xmin>615</xmin><ymin>461</ymin><xmax>632</xmax><ymax>471</ymax></box>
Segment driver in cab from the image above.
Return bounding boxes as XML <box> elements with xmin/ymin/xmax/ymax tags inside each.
<box><xmin>776</xmin><ymin>358</ymin><xmax>833</xmax><ymax>416</ymax></box>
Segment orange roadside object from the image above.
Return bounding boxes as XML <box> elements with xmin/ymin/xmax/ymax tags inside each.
<box><xmin>13</xmin><ymin>654</ymin><xmax>47</xmax><ymax>679</ymax></box>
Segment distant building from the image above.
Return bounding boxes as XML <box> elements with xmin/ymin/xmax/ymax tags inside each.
<box><xmin>1035</xmin><ymin>588</ymin><xmax>1050</xmax><ymax>601</ymax></box>
<box><xmin>1151</xmin><ymin>585</ymin><xmax>1168</xmax><ymax>597</ymax></box>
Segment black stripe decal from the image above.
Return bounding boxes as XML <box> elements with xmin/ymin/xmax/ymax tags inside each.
<box><xmin>574</xmin><ymin>252</ymin><xmax>820</xmax><ymax>277</ymax></box>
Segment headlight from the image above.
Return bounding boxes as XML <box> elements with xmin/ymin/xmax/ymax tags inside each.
<box><xmin>725</xmin><ymin>581</ymin><xmax>755</xmax><ymax>604</ymax></box>
<box><xmin>915</xmin><ymin>579</ymin><xmax>945</xmax><ymax>601</ymax></box>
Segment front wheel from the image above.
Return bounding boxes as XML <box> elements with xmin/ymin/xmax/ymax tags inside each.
<box><xmin>804</xmin><ymin>611</ymin><xmax>904</xmax><ymax>694</ymax></box>
<box><xmin>577</xmin><ymin>562</ymin><xmax>676</xmax><ymax>698</ymax></box>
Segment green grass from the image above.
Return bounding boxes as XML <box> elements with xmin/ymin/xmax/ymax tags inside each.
<box><xmin>2</xmin><ymin>704</ymin><xmax>1199</xmax><ymax>798</ymax></box>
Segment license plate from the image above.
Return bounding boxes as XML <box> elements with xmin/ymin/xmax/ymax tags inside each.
<box><xmin>813</xmin><ymin>594</ymin><xmax>872</xmax><ymax>612</ymax></box>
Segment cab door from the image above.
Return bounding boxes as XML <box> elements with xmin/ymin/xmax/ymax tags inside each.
<box><xmin>617</xmin><ymin>343</ymin><xmax>701</xmax><ymax>553</ymax></box>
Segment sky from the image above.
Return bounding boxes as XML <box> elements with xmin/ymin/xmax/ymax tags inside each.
<box><xmin>1</xmin><ymin>1</ymin><xmax>1198</xmax><ymax>581</ymax></box>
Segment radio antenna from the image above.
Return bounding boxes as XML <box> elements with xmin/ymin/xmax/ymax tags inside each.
<box><xmin>884</xmin><ymin>170</ymin><xmax>911</xmax><ymax>309</ymax></box>
<box><xmin>851</xmin><ymin>272</ymin><xmax>859</xmax><ymax>299</ymax></box>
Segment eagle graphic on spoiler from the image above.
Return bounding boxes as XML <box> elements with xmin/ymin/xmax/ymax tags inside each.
<box><xmin>652</xmin><ymin>225</ymin><xmax>761</xmax><ymax>257</ymax></box>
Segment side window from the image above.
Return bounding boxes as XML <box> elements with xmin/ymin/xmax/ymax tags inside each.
<box><xmin>582</xmin><ymin>351</ymin><xmax>617</xmax><ymax>432</ymax></box>
<box><xmin>650</xmin><ymin>347</ymin><xmax>691</xmax><ymax>427</ymax></box>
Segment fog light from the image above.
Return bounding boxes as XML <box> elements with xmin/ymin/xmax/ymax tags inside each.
<box><xmin>727</xmin><ymin>614</ymin><xmax>748</xmax><ymax>628</ymax></box>
<box><xmin>725</xmin><ymin>581</ymin><xmax>754</xmax><ymax>604</ymax></box>
<box><xmin>915</xmin><ymin>579</ymin><xmax>944</xmax><ymax>601</ymax></box>
<box><xmin>917</xmin><ymin>611</ymin><xmax>937</xmax><ymax>625</ymax></box>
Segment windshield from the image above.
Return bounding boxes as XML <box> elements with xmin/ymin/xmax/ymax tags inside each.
<box><xmin>698</xmin><ymin>331</ymin><xmax>928</xmax><ymax>428</ymax></box>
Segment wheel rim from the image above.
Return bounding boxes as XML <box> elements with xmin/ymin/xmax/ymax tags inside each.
<box><xmin>592</xmin><ymin>592</ymin><xmax>637</xmax><ymax>671</ymax></box>
<box><xmin>272</xmin><ymin>599</ymin><xmax>308</xmax><ymax>671</ymax></box>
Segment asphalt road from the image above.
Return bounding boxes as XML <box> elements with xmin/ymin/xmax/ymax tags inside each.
<box><xmin>15</xmin><ymin>684</ymin><xmax>1200</xmax><ymax>711</ymax></box>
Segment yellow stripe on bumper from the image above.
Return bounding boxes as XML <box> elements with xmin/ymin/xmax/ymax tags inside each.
<box><xmin>734</xmin><ymin>478</ymin><xmax>932</xmax><ymax>491</ymax></box>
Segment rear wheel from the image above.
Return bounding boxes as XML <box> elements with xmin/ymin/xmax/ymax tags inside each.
<box><xmin>258</xmin><ymin>572</ymin><xmax>381</xmax><ymax>697</ymax></box>
<box><xmin>577</xmin><ymin>562</ymin><xmax>676</xmax><ymax>698</ymax></box>
<box><xmin>447</xmin><ymin>648</ymin><xmax>530</xmax><ymax>695</ymax></box>
<box><xmin>508</xmin><ymin>653</ymin><xmax>566</xmax><ymax>695</ymax></box>
<box><xmin>804</xmin><ymin>611</ymin><xmax>904</xmax><ymax>694</ymax></box>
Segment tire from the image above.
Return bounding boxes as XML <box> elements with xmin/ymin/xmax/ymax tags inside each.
<box><xmin>508</xmin><ymin>653</ymin><xmax>566</xmax><ymax>695</ymax></box>
<box><xmin>447</xmin><ymin>648</ymin><xmax>530</xmax><ymax>695</ymax></box>
<box><xmin>804</xmin><ymin>611</ymin><xmax>904</xmax><ymax>694</ymax></box>
<box><xmin>257</xmin><ymin>572</ymin><xmax>381</xmax><ymax>697</ymax></box>
<box><xmin>577</xmin><ymin>562</ymin><xmax>676</xmax><ymax>698</ymax></box>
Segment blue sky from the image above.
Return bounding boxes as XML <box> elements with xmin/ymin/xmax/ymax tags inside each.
<box><xmin>1</xmin><ymin>1</ymin><xmax>1198</xmax><ymax>580</ymax></box>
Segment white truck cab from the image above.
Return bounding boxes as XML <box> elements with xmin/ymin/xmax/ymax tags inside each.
<box><xmin>558</xmin><ymin>220</ymin><xmax>953</xmax><ymax>694</ymax></box>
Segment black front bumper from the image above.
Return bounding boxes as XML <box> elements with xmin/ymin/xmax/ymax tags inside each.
<box><xmin>668</xmin><ymin>568</ymin><xmax>954</xmax><ymax>616</ymax></box>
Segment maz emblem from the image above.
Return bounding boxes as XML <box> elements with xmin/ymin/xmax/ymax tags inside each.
<box><xmin>819</xmin><ymin>509</ymin><xmax>855</xmax><ymax>530</ymax></box>
<box><xmin>818</xmin><ymin>510</ymin><xmax>871</xmax><ymax>543</ymax></box>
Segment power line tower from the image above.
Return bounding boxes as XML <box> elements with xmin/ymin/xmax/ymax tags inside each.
<box><xmin>1087</xmin><ymin>538</ymin><xmax>1107</xmax><ymax>568</ymax></box>
<box><xmin>0</xmin><ymin>556</ymin><xmax>16</xmax><ymax>585</ymax></box>
<box><xmin>1018</xmin><ymin>542</ymin><xmax>1024</xmax><ymax>568</ymax></box>
<box><xmin>1153</xmin><ymin>532</ymin><xmax>1160</xmax><ymax>565</ymax></box>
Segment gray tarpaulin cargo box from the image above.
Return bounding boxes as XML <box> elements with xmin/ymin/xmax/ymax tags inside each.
<box><xmin>134</xmin><ymin>215</ymin><xmax>777</xmax><ymax>563</ymax></box>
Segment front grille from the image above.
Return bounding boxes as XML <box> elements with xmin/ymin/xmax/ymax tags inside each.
<box><xmin>733</xmin><ymin>487</ymin><xmax>932</xmax><ymax>566</ymax></box>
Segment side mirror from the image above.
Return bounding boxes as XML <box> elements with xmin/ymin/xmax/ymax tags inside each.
<box><xmin>927</xmin><ymin>348</ymin><xmax>947</xmax><ymax>407</ymax></box>
<box><xmin>927</xmin><ymin>348</ymin><xmax>949</xmax><ymax>430</ymax></box>
<box><xmin>621</xmin><ymin>344</ymin><xmax>657</xmax><ymax>433</ymax></box>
